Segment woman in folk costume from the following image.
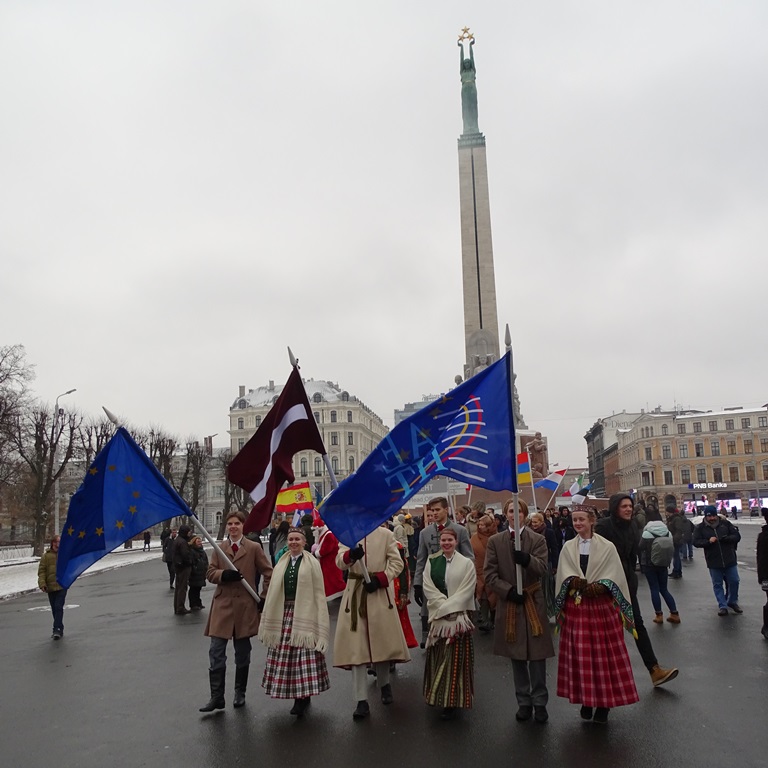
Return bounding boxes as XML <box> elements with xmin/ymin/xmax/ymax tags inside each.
<box><xmin>423</xmin><ymin>528</ymin><xmax>476</xmax><ymax>719</ymax></box>
<box><xmin>311</xmin><ymin>515</ymin><xmax>346</xmax><ymax>601</ymax></box>
<box><xmin>259</xmin><ymin>528</ymin><xmax>330</xmax><ymax>717</ymax></box>
<box><xmin>555</xmin><ymin>505</ymin><xmax>639</xmax><ymax>724</ymax></box>
<box><xmin>470</xmin><ymin>514</ymin><xmax>498</xmax><ymax>631</ymax></box>
<box><xmin>333</xmin><ymin>525</ymin><xmax>411</xmax><ymax>720</ymax></box>
<box><xmin>394</xmin><ymin>540</ymin><xmax>418</xmax><ymax>648</ymax></box>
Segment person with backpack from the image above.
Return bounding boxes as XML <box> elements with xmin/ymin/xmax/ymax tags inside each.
<box><xmin>639</xmin><ymin>521</ymin><xmax>680</xmax><ymax>624</ymax></box>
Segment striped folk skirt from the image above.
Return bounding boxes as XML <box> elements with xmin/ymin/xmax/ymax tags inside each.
<box><xmin>557</xmin><ymin>593</ymin><xmax>639</xmax><ymax>709</ymax></box>
<box><xmin>261</xmin><ymin>602</ymin><xmax>330</xmax><ymax>699</ymax></box>
<box><xmin>423</xmin><ymin>633</ymin><xmax>474</xmax><ymax>709</ymax></box>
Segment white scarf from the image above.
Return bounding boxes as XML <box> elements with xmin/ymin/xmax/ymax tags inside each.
<box><xmin>423</xmin><ymin>551</ymin><xmax>476</xmax><ymax>644</ymax></box>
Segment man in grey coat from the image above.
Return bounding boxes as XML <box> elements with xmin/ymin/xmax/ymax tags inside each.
<box><xmin>413</xmin><ymin>497</ymin><xmax>474</xmax><ymax>648</ymax></box>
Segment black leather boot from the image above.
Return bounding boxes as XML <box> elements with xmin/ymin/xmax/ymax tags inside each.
<box><xmin>199</xmin><ymin>669</ymin><xmax>225</xmax><ymax>712</ymax></box>
<box><xmin>233</xmin><ymin>665</ymin><xmax>249</xmax><ymax>708</ymax></box>
<box><xmin>762</xmin><ymin>603</ymin><xmax>768</xmax><ymax>639</ymax></box>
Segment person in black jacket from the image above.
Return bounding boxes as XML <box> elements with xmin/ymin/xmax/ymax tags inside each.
<box><xmin>162</xmin><ymin>528</ymin><xmax>177</xmax><ymax>589</ymax></box>
<box><xmin>188</xmin><ymin>535</ymin><xmax>209</xmax><ymax>610</ymax></box>
<box><xmin>173</xmin><ymin>525</ymin><xmax>193</xmax><ymax>615</ymax></box>
<box><xmin>693</xmin><ymin>506</ymin><xmax>742</xmax><ymax>616</ymax></box>
<box><xmin>756</xmin><ymin>509</ymin><xmax>768</xmax><ymax>639</ymax></box>
<box><xmin>595</xmin><ymin>493</ymin><xmax>678</xmax><ymax>687</ymax></box>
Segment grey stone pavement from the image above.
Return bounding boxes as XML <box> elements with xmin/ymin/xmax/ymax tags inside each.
<box><xmin>1</xmin><ymin>526</ymin><xmax>766</xmax><ymax>768</ymax></box>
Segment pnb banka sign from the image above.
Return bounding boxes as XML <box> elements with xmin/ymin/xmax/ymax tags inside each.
<box><xmin>689</xmin><ymin>482</ymin><xmax>728</xmax><ymax>490</ymax></box>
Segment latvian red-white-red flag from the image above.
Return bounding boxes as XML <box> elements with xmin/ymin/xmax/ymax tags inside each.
<box><xmin>227</xmin><ymin>367</ymin><xmax>326</xmax><ymax>534</ymax></box>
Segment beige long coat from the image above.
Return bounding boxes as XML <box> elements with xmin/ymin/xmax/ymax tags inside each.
<box><xmin>484</xmin><ymin>527</ymin><xmax>555</xmax><ymax>661</ymax></box>
<box><xmin>204</xmin><ymin>538</ymin><xmax>272</xmax><ymax>640</ymax></box>
<box><xmin>333</xmin><ymin>526</ymin><xmax>411</xmax><ymax>668</ymax></box>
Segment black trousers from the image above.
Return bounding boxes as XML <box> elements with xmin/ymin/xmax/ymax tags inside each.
<box><xmin>631</xmin><ymin>591</ymin><xmax>658</xmax><ymax>671</ymax></box>
<box><xmin>166</xmin><ymin>561</ymin><xmax>175</xmax><ymax>585</ymax></box>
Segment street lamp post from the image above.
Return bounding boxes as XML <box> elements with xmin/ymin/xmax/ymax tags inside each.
<box><xmin>53</xmin><ymin>388</ymin><xmax>76</xmax><ymax>534</ymax></box>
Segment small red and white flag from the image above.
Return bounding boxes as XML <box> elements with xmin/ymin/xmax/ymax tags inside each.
<box><xmin>228</xmin><ymin>367</ymin><xmax>326</xmax><ymax>534</ymax></box>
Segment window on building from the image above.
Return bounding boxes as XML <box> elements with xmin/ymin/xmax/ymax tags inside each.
<box><xmin>348</xmin><ymin>456</ymin><xmax>355</xmax><ymax>472</ymax></box>
<box><xmin>742</xmin><ymin>418</ymin><xmax>751</xmax><ymax>429</ymax></box>
<box><xmin>725</xmin><ymin>419</ymin><xmax>734</xmax><ymax>430</ymax></box>
<box><xmin>254</xmin><ymin>416</ymin><xmax>261</xmax><ymax>427</ymax></box>
<box><xmin>745</xmin><ymin>439</ymin><xmax>753</xmax><ymax>454</ymax></box>
<box><xmin>330</xmin><ymin>432</ymin><xmax>338</xmax><ymax>446</ymax></box>
<box><xmin>341</xmin><ymin>391</ymin><xmax>349</xmax><ymax>402</ymax></box>
<box><xmin>300</xmin><ymin>458</ymin><xmax>308</xmax><ymax>477</ymax></box>
<box><xmin>313</xmin><ymin>392</ymin><xmax>322</xmax><ymax>403</ymax></box>
<box><xmin>662</xmin><ymin>424</ymin><xmax>668</xmax><ymax>436</ymax></box>
<box><xmin>729</xmin><ymin>466</ymin><xmax>739</xmax><ymax>482</ymax></box>
<box><xmin>727</xmin><ymin>440</ymin><xmax>736</xmax><ymax>455</ymax></box>
<box><xmin>313</xmin><ymin>411</ymin><xmax>320</xmax><ymax>423</ymax></box>
<box><xmin>237</xmin><ymin>417</ymin><xmax>244</xmax><ymax>430</ymax></box>
<box><xmin>761</xmin><ymin>438</ymin><xmax>768</xmax><ymax>453</ymax></box>
<box><xmin>711</xmin><ymin>440</ymin><xmax>720</xmax><ymax>457</ymax></box>
<box><xmin>238</xmin><ymin>438</ymin><xmax>245</xmax><ymax>450</ymax></box>
<box><xmin>709</xmin><ymin>420</ymin><xmax>718</xmax><ymax>432</ymax></box>
<box><xmin>677</xmin><ymin>423</ymin><xmax>686</xmax><ymax>434</ymax></box>
<box><xmin>663</xmin><ymin>470</ymin><xmax>673</xmax><ymax>485</ymax></box>
<box><xmin>238</xmin><ymin>399</ymin><xmax>247</xmax><ymax>409</ymax></box>
<box><xmin>347</xmin><ymin>410</ymin><xmax>353</xmax><ymax>422</ymax></box>
<box><xmin>314</xmin><ymin>458</ymin><xmax>322</xmax><ymax>476</ymax></box>
<box><xmin>650</xmin><ymin>426</ymin><xmax>654</xmax><ymax>437</ymax></box>
<box><xmin>713</xmin><ymin>467</ymin><xmax>723</xmax><ymax>483</ymax></box>
<box><xmin>662</xmin><ymin>445</ymin><xmax>671</xmax><ymax>459</ymax></box>
<box><xmin>746</xmin><ymin>465</ymin><xmax>756</xmax><ymax>482</ymax></box>
<box><xmin>347</xmin><ymin>432</ymin><xmax>354</xmax><ymax>446</ymax></box>
<box><xmin>641</xmin><ymin>471</ymin><xmax>651</xmax><ymax>486</ymax></box>
<box><xmin>645</xmin><ymin>447</ymin><xmax>653</xmax><ymax>461</ymax></box>
<box><xmin>759</xmin><ymin>416</ymin><xmax>768</xmax><ymax>428</ymax></box>
<box><xmin>697</xmin><ymin>468</ymin><xmax>706</xmax><ymax>483</ymax></box>
<box><xmin>693</xmin><ymin>422</ymin><xmax>701</xmax><ymax>433</ymax></box>
<box><xmin>695</xmin><ymin>442</ymin><xmax>704</xmax><ymax>458</ymax></box>
<box><xmin>763</xmin><ymin>464</ymin><xmax>768</xmax><ymax>481</ymax></box>
<box><xmin>332</xmin><ymin>456</ymin><xmax>339</xmax><ymax>472</ymax></box>
<box><xmin>680</xmin><ymin>468</ymin><xmax>691</xmax><ymax>484</ymax></box>
<box><xmin>330</xmin><ymin>410</ymin><xmax>337</xmax><ymax>423</ymax></box>
<box><xmin>679</xmin><ymin>443</ymin><xmax>688</xmax><ymax>458</ymax></box>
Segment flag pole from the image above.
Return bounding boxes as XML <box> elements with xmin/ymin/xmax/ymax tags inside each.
<box><xmin>288</xmin><ymin>350</ymin><xmax>371</xmax><ymax>583</ymax></box>
<box><xmin>504</xmin><ymin>326</ymin><xmax>523</xmax><ymax>594</ymax></box>
<box><xmin>102</xmin><ymin>407</ymin><xmax>261</xmax><ymax>605</ymax></box>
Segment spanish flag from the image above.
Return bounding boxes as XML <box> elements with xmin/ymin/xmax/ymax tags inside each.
<box><xmin>516</xmin><ymin>453</ymin><xmax>532</xmax><ymax>485</ymax></box>
<box><xmin>275</xmin><ymin>481</ymin><xmax>314</xmax><ymax>513</ymax></box>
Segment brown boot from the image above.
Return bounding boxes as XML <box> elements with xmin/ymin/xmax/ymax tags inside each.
<box><xmin>653</xmin><ymin>613</ymin><xmax>663</xmax><ymax>624</ymax></box>
<box><xmin>666</xmin><ymin>612</ymin><xmax>681</xmax><ymax>624</ymax></box>
<box><xmin>650</xmin><ymin>664</ymin><xmax>679</xmax><ymax>687</ymax></box>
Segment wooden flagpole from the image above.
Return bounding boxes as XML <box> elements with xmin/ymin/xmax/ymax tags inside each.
<box><xmin>504</xmin><ymin>326</ymin><xmax>523</xmax><ymax>594</ymax></box>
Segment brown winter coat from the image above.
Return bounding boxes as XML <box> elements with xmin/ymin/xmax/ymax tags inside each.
<box><xmin>333</xmin><ymin>526</ymin><xmax>411</xmax><ymax>668</ymax></box>
<box><xmin>470</xmin><ymin>530</ymin><xmax>497</xmax><ymax>609</ymax></box>
<box><xmin>204</xmin><ymin>538</ymin><xmax>272</xmax><ymax>640</ymax></box>
<box><xmin>484</xmin><ymin>527</ymin><xmax>555</xmax><ymax>661</ymax></box>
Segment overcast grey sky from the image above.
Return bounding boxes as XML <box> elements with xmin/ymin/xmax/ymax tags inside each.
<box><xmin>2</xmin><ymin>2</ymin><xmax>767</xmax><ymax>468</ymax></box>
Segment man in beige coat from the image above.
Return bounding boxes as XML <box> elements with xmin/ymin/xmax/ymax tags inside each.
<box><xmin>484</xmin><ymin>499</ymin><xmax>554</xmax><ymax>724</ymax></box>
<box><xmin>334</xmin><ymin>524</ymin><xmax>411</xmax><ymax>720</ymax></box>
<box><xmin>199</xmin><ymin>511</ymin><xmax>272</xmax><ymax>712</ymax></box>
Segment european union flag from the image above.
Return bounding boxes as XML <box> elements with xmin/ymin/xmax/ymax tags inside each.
<box><xmin>57</xmin><ymin>427</ymin><xmax>191</xmax><ymax>588</ymax></box>
<box><xmin>320</xmin><ymin>352</ymin><xmax>517</xmax><ymax>547</ymax></box>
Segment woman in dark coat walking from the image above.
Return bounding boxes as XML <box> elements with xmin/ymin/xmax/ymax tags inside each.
<box><xmin>189</xmin><ymin>535</ymin><xmax>209</xmax><ymax>610</ymax></box>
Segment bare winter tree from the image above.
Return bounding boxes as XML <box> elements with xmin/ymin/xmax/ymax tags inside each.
<box><xmin>12</xmin><ymin>402</ymin><xmax>83</xmax><ymax>555</ymax></box>
<box><xmin>213</xmin><ymin>449</ymin><xmax>250</xmax><ymax>539</ymax></box>
<box><xmin>78</xmin><ymin>417</ymin><xmax>116</xmax><ymax>469</ymax></box>
<box><xmin>0</xmin><ymin>344</ymin><xmax>35</xmax><ymax>489</ymax></box>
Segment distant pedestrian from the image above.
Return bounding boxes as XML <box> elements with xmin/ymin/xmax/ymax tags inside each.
<box><xmin>162</xmin><ymin>528</ymin><xmax>177</xmax><ymax>589</ymax></box>
<box><xmin>38</xmin><ymin>535</ymin><xmax>67</xmax><ymax>640</ymax></box>
<box><xmin>143</xmin><ymin>530</ymin><xmax>151</xmax><ymax>551</ymax></box>
<box><xmin>693</xmin><ymin>506</ymin><xmax>742</xmax><ymax>616</ymax></box>
<box><xmin>639</xmin><ymin>521</ymin><xmax>680</xmax><ymax>624</ymax></box>
<box><xmin>665</xmin><ymin>504</ymin><xmax>685</xmax><ymax>579</ymax></box>
<box><xmin>681</xmin><ymin>514</ymin><xmax>695</xmax><ymax>561</ymax></box>
<box><xmin>173</xmin><ymin>525</ymin><xmax>193</xmax><ymax>615</ymax></box>
<box><xmin>757</xmin><ymin>509</ymin><xmax>768</xmax><ymax>640</ymax></box>
<box><xmin>188</xmin><ymin>535</ymin><xmax>208</xmax><ymax>611</ymax></box>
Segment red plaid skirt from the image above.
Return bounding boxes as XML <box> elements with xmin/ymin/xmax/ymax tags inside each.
<box><xmin>557</xmin><ymin>593</ymin><xmax>639</xmax><ymax>708</ymax></box>
<box><xmin>261</xmin><ymin>602</ymin><xmax>330</xmax><ymax>699</ymax></box>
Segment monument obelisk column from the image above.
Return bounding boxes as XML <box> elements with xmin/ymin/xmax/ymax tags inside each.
<box><xmin>456</xmin><ymin>29</ymin><xmax>526</xmax><ymax>429</ymax></box>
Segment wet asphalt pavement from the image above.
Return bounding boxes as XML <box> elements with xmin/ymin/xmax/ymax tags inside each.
<box><xmin>2</xmin><ymin>526</ymin><xmax>766</xmax><ymax>768</ymax></box>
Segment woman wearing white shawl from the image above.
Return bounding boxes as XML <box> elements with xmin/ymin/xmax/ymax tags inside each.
<box><xmin>422</xmin><ymin>527</ymin><xmax>476</xmax><ymax>719</ymax></box>
<box><xmin>555</xmin><ymin>506</ymin><xmax>639</xmax><ymax>724</ymax></box>
<box><xmin>259</xmin><ymin>528</ymin><xmax>330</xmax><ymax>716</ymax></box>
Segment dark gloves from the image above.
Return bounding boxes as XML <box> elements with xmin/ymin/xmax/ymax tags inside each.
<box><xmin>364</xmin><ymin>575</ymin><xmax>381</xmax><ymax>593</ymax></box>
<box><xmin>413</xmin><ymin>584</ymin><xmax>424</xmax><ymax>606</ymax></box>
<box><xmin>507</xmin><ymin>588</ymin><xmax>526</xmax><ymax>604</ymax></box>
<box><xmin>221</xmin><ymin>569</ymin><xmax>243</xmax><ymax>583</ymax></box>
<box><xmin>348</xmin><ymin>545</ymin><xmax>365</xmax><ymax>563</ymax></box>
<box><xmin>256</xmin><ymin>596</ymin><xmax>265</xmax><ymax>612</ymax></box>
<box><xmin>512</xmin><ymin>549</ymin><xmax>531</xmax><ymax>567</ymax></box>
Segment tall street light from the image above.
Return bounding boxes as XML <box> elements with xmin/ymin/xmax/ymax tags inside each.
<box><xmin>53</xmin><ymin>388</ymin><xmax>77</xmax><ymax>534</ymax></box>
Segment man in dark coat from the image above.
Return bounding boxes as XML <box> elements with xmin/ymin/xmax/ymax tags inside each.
<box><xmin>162</xmin><ymin>528</ymin><xmax>177</xmax><ymax>589</ymax></box>
<box><xmin>173</xmin><ymin>525</ymin><xmax>193</xmax><ymax>615</ymax></box>
<box><xmin>595</xmin><ymin>493</ymin><xmax>678</xmax><ymax>687</ymax></box>
<box><xmin>666</xmin><ymin>504</ymin><xmax>685</xmax><ymax>579</ymax></box>
<box><xmin>693</xmin><ymin>506</ymin><xmax>742</xmax><ymax>615</ymax></box>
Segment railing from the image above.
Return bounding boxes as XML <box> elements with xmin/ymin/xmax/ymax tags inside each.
<box><xmin>0</xmin><ymin>545</ymin><xmax>34</xmax><ymax>561</ymax></box>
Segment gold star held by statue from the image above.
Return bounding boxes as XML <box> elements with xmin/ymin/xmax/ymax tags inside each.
<box><xmin>458</xmin><ymin>26</ymin><xmax>474</xmax><ymax>42</ymax></box>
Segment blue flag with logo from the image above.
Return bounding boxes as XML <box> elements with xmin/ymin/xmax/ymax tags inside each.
<box><xmin>57</xmin><ymin>427</ymin><xmax>192</xmax><ymax>588</ymax></box>
<box><xmin>320</xmin><ymin>352</ymin><xmax>517</xmax><ymax>547</ymax></box>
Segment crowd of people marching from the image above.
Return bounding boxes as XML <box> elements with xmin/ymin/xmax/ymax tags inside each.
<box><xmin>36</xmin><ymin>493</ymin><xmax>768</xmax><ymax>724</ymax></box>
